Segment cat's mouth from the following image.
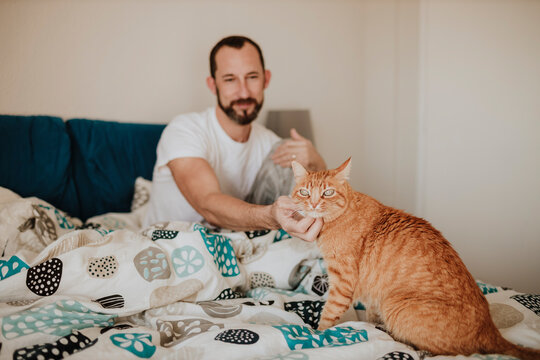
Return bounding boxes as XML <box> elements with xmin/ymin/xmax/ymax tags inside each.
<box><xmin>305</xmin><ymin>210</ymin><xmax>325</xmax><ymax>218</ymax></box>
<box><xmin>293</xmin><ymin>209</ymin><xmax>325</xmax><ymax>219</ymax></box>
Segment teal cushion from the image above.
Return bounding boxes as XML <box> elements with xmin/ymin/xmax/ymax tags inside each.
<box><xmin>67</xmin><ymin>119</ymin><xmax>165</xmax><ymax>220</ymax></box>
<box><xmin>0</xmin><ymin>115</ymin><xmax>79</xmax><ymax>216</ymax></box>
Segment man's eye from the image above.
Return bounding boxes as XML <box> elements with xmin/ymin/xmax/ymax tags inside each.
<box><xmin>224</xmin><ymin>78</ymin><xmax>234</xmax><ymax>82</ymax></box>
<box><xmin>323</xmin><ymin>189</ymin><xmax>335</xmax><ymax>197</ymax></box>
<box><xmin>299</xmin><ymin>189</ymin><xmax>309</xmax><ymax>197</ymax></box>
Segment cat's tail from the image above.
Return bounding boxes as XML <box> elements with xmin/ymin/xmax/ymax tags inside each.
<box><xmin>495</xmin><ymin>337</ymin><xmax>540</xmax><ymax>360</ymax></box>
<box><xmin>502</xmin><ymin>344</ymin><xmax>540</xmax><ymax>360</ymax></box>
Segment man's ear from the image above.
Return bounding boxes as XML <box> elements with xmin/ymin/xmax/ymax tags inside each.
<box><xmin>206</xmin><ymin>76</ymin><xmax>217</xmax><ymax>95</ymax></box>
<box><xmin>264</xmin><ymin>69</ymin><xmax>272</xmax><ymax>89</ymax></box>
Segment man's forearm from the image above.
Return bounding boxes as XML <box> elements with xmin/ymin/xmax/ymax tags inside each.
<box><xmin>198</xmin><ymin>193</ymin><xmax>280</xmax><ymax>231</ymax></box>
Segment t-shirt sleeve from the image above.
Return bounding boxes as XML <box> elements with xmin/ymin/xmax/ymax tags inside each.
<box><xmin>155</xmin><ymin>115</ymin><xmax>208</xmax><ymax>170</ymax></box>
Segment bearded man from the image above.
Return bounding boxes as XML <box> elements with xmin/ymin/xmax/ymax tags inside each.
<box><xmin>144</xmin><ymin>35</ymin><xmax>325</xmax><ymax>241</ymax></box>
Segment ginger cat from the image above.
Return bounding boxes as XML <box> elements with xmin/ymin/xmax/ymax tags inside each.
<box><xmin>291</xmin><ymin>158</ymin><xmax>540</xmax><ymax>359</ymax></box>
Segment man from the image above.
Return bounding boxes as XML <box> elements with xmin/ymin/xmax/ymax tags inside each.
<box><xmin>144</xmin><ymin>35</ymin><xmax>325</xmax><ymax>241</ymax></box>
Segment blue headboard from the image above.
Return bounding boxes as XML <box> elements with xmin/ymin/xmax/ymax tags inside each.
<box><xmin>0</xmin><ymin>115</ymin><xmax>165</xmax><ymax>221</ymax></box>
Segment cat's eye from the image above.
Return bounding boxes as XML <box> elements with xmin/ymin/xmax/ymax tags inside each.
<box><xmin>298</xmin><ymin>189</ymin><xmax>310</xmax><ymax>197</ymax></box>
<box><xmin>323</xmin><ymin>189</ymin><xmax>335</xmax><ymax>197</ymax></box>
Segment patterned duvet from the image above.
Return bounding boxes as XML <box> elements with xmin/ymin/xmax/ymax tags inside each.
<box><xmin>1</xmin><ymin>187</ymin><xmax>539</xmax><ymax>360</ymax></box>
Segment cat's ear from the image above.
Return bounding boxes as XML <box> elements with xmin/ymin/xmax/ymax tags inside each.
<box><xmin>335</xmin><ymin>157</ymin><xmax>351</xmax><ymax>183</ymax></box>
<box><xmin>291</xmin><ymin>161</ymin><xmax>308</xmax><ymax>183</ymax></box>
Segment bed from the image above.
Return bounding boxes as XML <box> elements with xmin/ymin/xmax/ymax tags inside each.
<box><xmin>1</xmin><ymin>115</ymin><xmax>539</xmax><ymax>359</ymax></box>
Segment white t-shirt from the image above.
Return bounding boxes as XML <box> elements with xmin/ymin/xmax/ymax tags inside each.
<box><xmin>144</xmin><ymin>107</ymin><xmax>280</xmax><ymax>226</ymax></box>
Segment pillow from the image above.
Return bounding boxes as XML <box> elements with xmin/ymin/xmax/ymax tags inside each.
<box><xmin>0</xmin><ymin>115</ymin><xmax>79</xmax><ymax>217</ymax></box>
<box><xmin>84</xmin><ymin>177</ymin><xmax>153</xmax><ymax>232</ymax></box>
<box><xmin>66</xmin><ymin>118</ymin><xmax>164</xmax><ymax>220</ymax></box>
<box><xmin>245</xmin><ymin>140</ymin><xmax>295</xmax><ymax>205</ymax></box>
<box><xmin>131</xmin><ymin>177</ymin><xmax>152</xmax><ymax>211</ymax></box>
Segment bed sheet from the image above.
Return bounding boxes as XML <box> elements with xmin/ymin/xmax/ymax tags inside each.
<box><xmin>1</xmin><ymin>187</ymin><xmax>539</xmax><ymax>360</ymax></box>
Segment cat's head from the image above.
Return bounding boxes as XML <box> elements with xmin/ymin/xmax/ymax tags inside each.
<box><xmin>291</xmin><ymin>158</ymin><xmax>352</xmax><ymax>221</ymax></box>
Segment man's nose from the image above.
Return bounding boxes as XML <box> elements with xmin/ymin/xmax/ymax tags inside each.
<box><xmin>238</xmin><ymin>80</ymin><xmax>250</xmax><ymax>98</ymax></box>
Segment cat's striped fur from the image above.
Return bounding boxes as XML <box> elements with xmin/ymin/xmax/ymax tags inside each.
<box><xmin>291</xmin><ymin>158</ymin><xmax>540</xmax><ymax>359</ymax></box>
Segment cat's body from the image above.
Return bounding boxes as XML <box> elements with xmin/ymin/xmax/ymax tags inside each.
<box><xmin>291</xmin><ymin>158</ymin><xmax>540</xmax><ymax>359</ymax></box>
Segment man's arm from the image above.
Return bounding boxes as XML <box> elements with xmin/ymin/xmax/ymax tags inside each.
<box><xmin>168</xmin><ymin>157</ymin><xmax>322</xmax><ymax>240</ymax></box>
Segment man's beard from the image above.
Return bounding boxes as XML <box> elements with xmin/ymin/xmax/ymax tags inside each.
<box><xmin>217</xmin><ymin>89</ymin><xmax>264</xmax><ymax>125</ymax></box>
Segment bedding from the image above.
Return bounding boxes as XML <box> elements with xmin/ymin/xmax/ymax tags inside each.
<box><xmin>1</xmin><ymin>185</ymin><xmax>539</xmax><ymax>360</ymax></box>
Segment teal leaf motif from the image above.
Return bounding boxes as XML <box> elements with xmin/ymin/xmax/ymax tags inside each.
<box><xmin>0</xmin><ymin>255</ymin><xmax>29</xmax><ymax>281</ymax></box>
<box><xmin>95</xmin><ymin>228</ymin><xmax>113</xmax><ymax>236</ymax></box>
<box><xmin>273</xmin><ymin>325</ymin><xmax>368</xmax><ymax>350</ymax></box>
<box><xmin>38</xmin><ymin>204</ymin><xmax>75</xmax><ymax>229</ymax></box>
<box><xmin>194</xmin><ymin>224</ymin><xmax>240</xmax><ymax>277</ymax></box>
<box><xmin>353</xmin><ymin>301</ymin><xmax>366</xmax><ymax>310</ymax></box>
<box><xmin>274</xmin><ymin>229</ymin><xmax>292</xmax><ymax>242</ymax></box>
<box><xmin>99</xmin><ymin>216</ymin><xmax>126</xmax><ymax>230</ymax></box>
<box><xmin>268</xmin><ymin>288</ymin><xmax>298</xmax><ymax>297</ymax></box>
<box><xmin>246</xmin><ymin>287</ymin><xmax>271</xmax><ymax>300</ymax></box>
<box><xmin>2</xmin><ymin>300</ymin><xmax>115</xmax><ymax>339</ymax></box>
<box><xmin>110</xmin><ymin>333</ymin><xmax>156</xmax><ymax>358</ymax></box>
<box><xmin>476</xmin><ymin>281</ymin><xmax>499</xmax><ymax>295</ymax></box>
<box><xmin>171</xmin><ymin>246</ymin><xmax>205</xmax><ymax>278</ymax></box>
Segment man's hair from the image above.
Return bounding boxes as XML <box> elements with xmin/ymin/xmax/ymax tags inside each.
<box><xmin>209</xmin><ymin>35</ymin><xmax>265</xmax><ymax>78</ymax></box>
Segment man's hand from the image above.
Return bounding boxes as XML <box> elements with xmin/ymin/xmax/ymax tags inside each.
<box><xmin>271</xmin><ymin>196</ymin><xmax>323</xmax><ymax>242</ymax></box>
<box><xmin>271</xmin><ymin>128</ymin><xmax>326</xmax><ymax>171</ymax></box>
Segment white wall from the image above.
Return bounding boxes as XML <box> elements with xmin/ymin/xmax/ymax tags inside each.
<box><xmin>0</xmin><ymin>0</ymin><xmax>415</xmax><ymax>211</ymax></box>
<box><xmin>418</xmin><ymin>0</ymin><xmax>540</xmax><ymax>293</ymax></box>
<box><xmin>1</xmin><ymin>0</ymin><xmax>538</xmax><ymax>293</ymax></box>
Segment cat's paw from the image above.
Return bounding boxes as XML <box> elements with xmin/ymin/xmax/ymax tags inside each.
<box><xmin>317</xmin><ymin>319</ymin><xmax>333</xmax><ymax>331</ymax></box>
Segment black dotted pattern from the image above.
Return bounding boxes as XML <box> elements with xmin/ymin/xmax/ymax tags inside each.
<box><xmin>376</xmin><ymin>351</ymin><xmax>415</xmax><ymax>360</ymax></box>
<box><xmin>284</xmin><ymin>300</ymin><xmax>325</xmax><ymax>328</ymax></box>
<box><xmin>214</xmin><ymin>288</ymin><xmax>243</xmax><ymax>300</ymax></box>
<box><xmin>311</xmin><ymin>274</ymin><xmax>329</xmax><ymax>296</ymax></box>
<box><xmin>26</xmin><ymin>258</ymin><xmax>62</xmax><ymax>296</ymax></box>
<box><xmin>249</xmin><ymin>272</ymin><xmax>276</xmax><ymax>288</ymax></box>
<box><xmin>93</xmin><ymin>294</ymin><xmax>125</xmax><ymax>309</ymax></box>
<box><xmin>214</xmin><ymin>329</ymin><xmax>259</xmax><ymax>345</ymax></box>
<box><xmin>13</xmin><ymin>331</ymin><xmax>97</xmax><ymax>360</ymax></box>
<box><xmin>244</xmin><ymin>230</ymin><xmax>271</xmax><ymax>239</ymax></box>
<box><xmin>151</xmin><ymin>230</ymin><xmax>179</xmax><ymax>241</ymax></box>
<box><xmin>87</xmin><ymin>255</ymin><xmax>118</xmax><ymax>278</ymax></box>
<box><xmin>511</xmin><ymin>294</ymin><xmax>540</xmax><ymax>316</ymax></box>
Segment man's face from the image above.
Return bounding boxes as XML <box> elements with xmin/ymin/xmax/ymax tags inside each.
<box><xmin>212</xmin><ymin>44</ymin><xmax>269</xmax><ymax>125</ymax></box>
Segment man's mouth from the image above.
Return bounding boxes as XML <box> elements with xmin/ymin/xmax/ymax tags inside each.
<box><xmin>232</xmin><ymin>99</ymin><xmax>256</xmax><ymax>109</ymax></box>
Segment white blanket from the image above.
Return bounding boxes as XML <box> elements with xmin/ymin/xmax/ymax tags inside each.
<box><xmin>1</xmin><ymin>187</ymin><xmax>539</xmax><ymax>359</ymax></box>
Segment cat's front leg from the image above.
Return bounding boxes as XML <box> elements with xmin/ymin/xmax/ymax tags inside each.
<box><xmin>366</xmin><ymin>303</ymin><xmax>383</xmax><ymax>324</ymax></box>
<box><xmin>317</xmin><ymin>282</ymin><xmax>354</xmax><ymax>331</ymax></box>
